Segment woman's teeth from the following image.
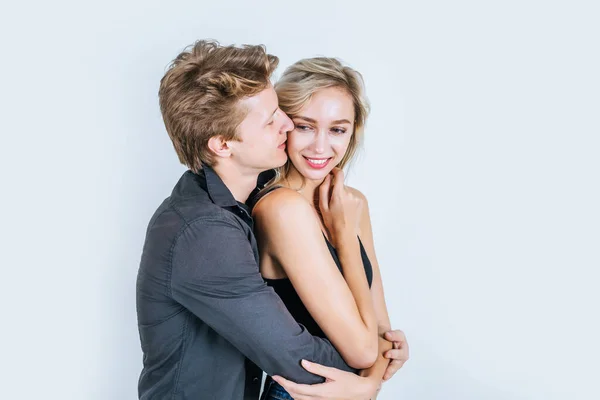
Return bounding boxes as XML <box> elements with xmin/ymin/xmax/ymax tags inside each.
<box><xmin>307</xmin><ymin>158</ymin><xmax>328</xmax><ymax>164</ymax></box>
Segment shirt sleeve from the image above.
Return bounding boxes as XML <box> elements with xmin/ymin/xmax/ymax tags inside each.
<box><xmin>170</xmin><ymin>216</ymin><xmax>354</xmax><ymax>383</ymax></box>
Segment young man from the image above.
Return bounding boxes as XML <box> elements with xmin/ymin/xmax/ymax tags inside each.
<box><xmin>136</xmin><ymin>40</ymin><xmax>408</xmax><ymax>399</ymax></box>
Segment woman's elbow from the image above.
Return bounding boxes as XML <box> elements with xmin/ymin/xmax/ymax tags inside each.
<box><xmin>346</xmin><ymin>341</ymin><xmax>378</xmax><ymax>369</ymax></box>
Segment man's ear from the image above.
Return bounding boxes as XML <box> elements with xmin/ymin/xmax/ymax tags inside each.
<box><xmin>207</xmin><ymin>136</ymin><xmax>232</xmax><ymax>159</ymax></box>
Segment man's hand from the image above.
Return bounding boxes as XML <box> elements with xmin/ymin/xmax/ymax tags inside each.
<box><xmin>272</xmin><ymin>359</ymin><xmax>378</xmax><ymax>400</ymax></box>
<box><xmin>382</xmin><ymin>329</ymin><xmax>409</xmax><ymax>381</ymax></box>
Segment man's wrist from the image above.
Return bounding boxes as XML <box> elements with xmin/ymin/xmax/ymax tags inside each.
<box><xmin>359</xmin><ymin>369</ymin><xmax>380</xmax><ymax>383</ymax></box>
<box><xmin>358</xmin><ymin>373</ymin><xmax>380</xmax><ymax>396</ymax></box>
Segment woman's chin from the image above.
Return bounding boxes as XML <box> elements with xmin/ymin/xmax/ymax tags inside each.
<box><xmin>301</xmin><ymin>168</ymin><xmax>332</xmax><ymax>182</ymax></box>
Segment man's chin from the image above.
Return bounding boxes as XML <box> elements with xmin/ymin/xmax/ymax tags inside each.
<box><xmin>272</xmin><ymin>154</ymin><xmax>288</xmax><ymax>169</ymax></box>
<box><xmin>253</xmin><ymin>154</ymin><xmax>287</xmax><ymax>173</ymax></box>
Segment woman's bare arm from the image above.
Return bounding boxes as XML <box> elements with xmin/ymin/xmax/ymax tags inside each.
<box><xmin>350</xmin><ymin>187</ymin><xmax>392</xmax><ymax>333</ymax></box>
<box><xmin>253</xmin><ymin>188</ymin><xmax>378</xmax><ymax>369</ymax></box>
<box><xmin>350</xmin><ymin>187</ymin><xmax>394</xmax><ymax>391</ymax></box>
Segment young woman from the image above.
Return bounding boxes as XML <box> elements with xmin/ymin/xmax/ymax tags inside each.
<box><xmin>253</xmin><ymin>58</ymin><xmax>392</xmax><ymax>400</ymax></box>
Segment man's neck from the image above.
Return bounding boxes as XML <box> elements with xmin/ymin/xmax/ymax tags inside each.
<box><xmin>212</xmin><ymin>163</ymin><xmax>259</xmax><ymax>204</ymax></box>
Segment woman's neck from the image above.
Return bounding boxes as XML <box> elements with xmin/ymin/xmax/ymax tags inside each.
<box><xmin>281</xmin><ymin>165</ymin><xmax>325</xmax><ymax>207</ymax></box>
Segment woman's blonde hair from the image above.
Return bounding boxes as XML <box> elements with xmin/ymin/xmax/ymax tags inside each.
<box><xmin>272</xmin><ymin>57</ymin><xmax>370</xmax><ymax>183</ymax></box>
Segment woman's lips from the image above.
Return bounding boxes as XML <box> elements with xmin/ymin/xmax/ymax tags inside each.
<box><xmin>303</xmin><ymin>156</ymin><xmax>332</xmax><ymax>169</ymax></box>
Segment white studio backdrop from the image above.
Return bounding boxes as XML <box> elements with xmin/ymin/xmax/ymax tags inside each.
<box><xmin>1</xmin><ymin>1</ymin><xmax>598</xmax><ymax>399</ymax></box>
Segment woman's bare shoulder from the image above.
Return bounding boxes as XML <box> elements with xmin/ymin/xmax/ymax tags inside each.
<box><xmin>346</xmin><ymin>185</ymin><xmax>368</xmax><ymax>203</ymax></box>
<box><xmin>252</xmin><ymin>187</ymin><xmax>312</xmax><ymax>220</ymax></box>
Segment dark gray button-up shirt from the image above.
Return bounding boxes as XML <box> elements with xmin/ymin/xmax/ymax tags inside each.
<box><xmin>136</xmin><ymin>166</ymin><xmax>351</xmax><ymax>399</ymax></box>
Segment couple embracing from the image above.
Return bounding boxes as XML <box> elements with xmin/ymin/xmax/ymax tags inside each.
<box><xmin>136</xmin><ymin>40</ymin><xmax>409</xmax><ymax>400</ymax></box>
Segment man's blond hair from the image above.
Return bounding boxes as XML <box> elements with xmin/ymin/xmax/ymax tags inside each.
<box><xmin>159</xmin><ymin>40</ymin><xmax>279</xmax><ymax>171</ymax></box>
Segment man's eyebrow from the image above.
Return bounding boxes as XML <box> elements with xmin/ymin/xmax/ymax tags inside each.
<box><xmin>264</xmin><ymin>108</ymin><xmax>278</xmax><ymax>124</ymax></box>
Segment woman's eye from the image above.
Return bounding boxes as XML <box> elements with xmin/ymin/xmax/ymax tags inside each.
<box><xmin>296</xmin><ymin>125</ymin><xmax>311</xmax><ymax>131</ymax></box>
<box><xmin>331</xmin><ymin>127</ymin><xmax>347</xmax><ymax>134</ymax></box>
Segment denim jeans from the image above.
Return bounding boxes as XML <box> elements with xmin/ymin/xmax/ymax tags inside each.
<box><xmin>261</xmin><ymin>376</ymin><xmax>294</xmax><ymax>400</ymax></box>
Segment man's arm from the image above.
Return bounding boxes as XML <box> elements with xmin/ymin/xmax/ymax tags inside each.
<box><xmin>170</xmin><ymin>216</ymin><xmax>353</xmax><ymax>383</ymax></box>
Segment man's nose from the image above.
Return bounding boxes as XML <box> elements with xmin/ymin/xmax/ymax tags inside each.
<box><xmin>280</xmin><ymin>112</ymin><xmax>294</xmax><ymax>133</ymax></box>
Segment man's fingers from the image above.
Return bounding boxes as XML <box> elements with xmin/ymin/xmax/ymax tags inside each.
<box><xmin>384</xmin><ymin>349</ymin><xmax>409</xmax><ymax>362</ymax></box>
<box><xmin>382</xmin><ymin>367</ymin><xmax>397</xmax><ymax>381</ymax></box>
<box><xmin>381</xmin><ymin>329</ymin><xmax>410</xmax><ymax>382</ymax></box>
<box><xmin>273</xmin><ymin>374</ymin><xmax>322</xmax><ymax>399</ymax></box>
<box><xmin>384</xmin><ymin>329</ymin><xmax>406</xmax><ymax>344</ymax></box>
<box><xmin>382</xmin><ymin>359</ymin><xmax>405</xmax><ymax>381</ymax></box>
<box><xmin>385</xmin><ymin>330</ymin><xmax>409</xmax><ymax>354</ymax></box>
<box><xmin>272</xmin><ymin>360</ymin><xmax>340</xmax><ymax>398</ymax></box>
<box><xmin>271</xmin><ymin>376</ymin><xmax>313</xmax><ymax>398</ymax></box>
<box><xmin>382</xmin><ymin>360</ymin><xmax>406</xmax><ymax>381</ymax></box>
<box><xmin>301</xmin><ymin>359</ymin><xmax>340</xmax><ymax>380</ymax></box>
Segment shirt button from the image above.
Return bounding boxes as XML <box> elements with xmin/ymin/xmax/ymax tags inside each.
<box><xmin>252</xmin><ymin>377</ymin><xmax>259</xmax><ymax>383</ymax></box>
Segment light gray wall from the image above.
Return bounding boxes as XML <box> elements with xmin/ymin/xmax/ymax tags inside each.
<box><xmin>2</xmin><ymin>1</ymin><xmax>598</xmax><ymax>399</ymax></box>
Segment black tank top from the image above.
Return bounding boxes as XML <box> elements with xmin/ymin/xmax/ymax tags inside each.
<box><xmin>255</xmin><ymin>186</ymin><xmax>374</xmax><ymax>339</ymax></box>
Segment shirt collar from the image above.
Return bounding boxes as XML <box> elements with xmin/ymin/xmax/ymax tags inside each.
<box><xmin>199</xmin><ymin>165</ymin><xmax>239</xmax><ymax>208</ymax></box>
<box><xmin>198</xmin><ymin>166</ymin><xmax>276</xmax><ymax>208</ymax></box>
